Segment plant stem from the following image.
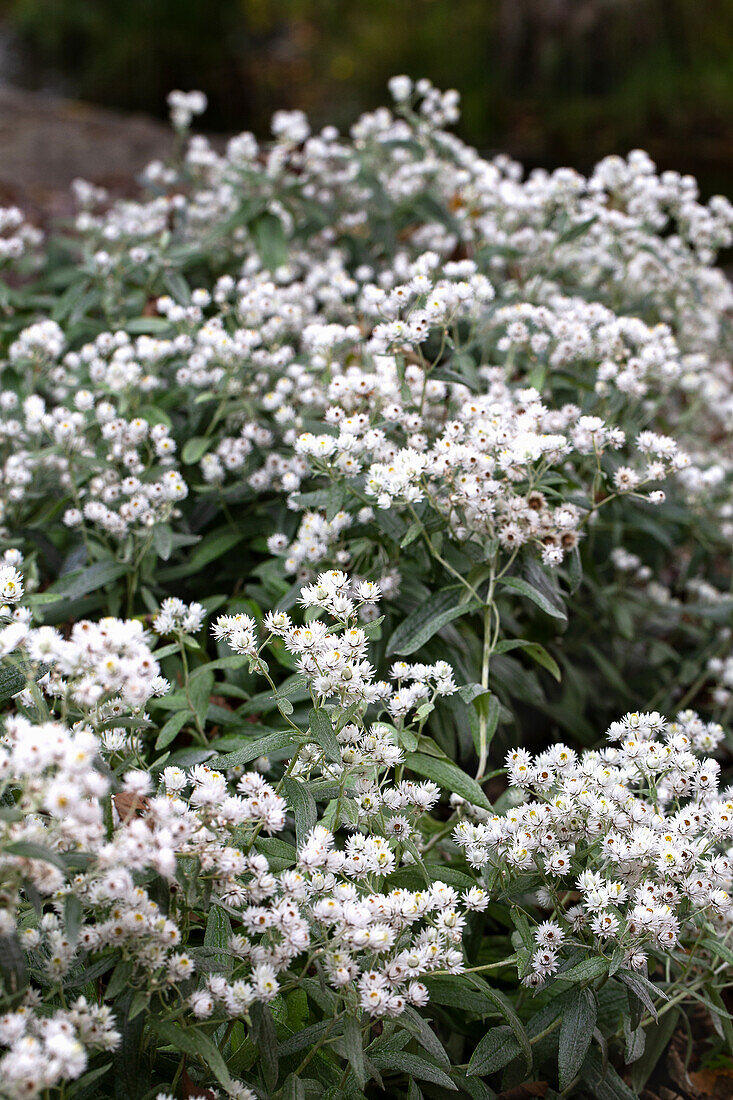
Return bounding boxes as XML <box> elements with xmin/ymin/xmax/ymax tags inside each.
<box><xmin>476</xmin><ymin>567</ymin><xmax>497</xmax><ymax>781</ymax></box>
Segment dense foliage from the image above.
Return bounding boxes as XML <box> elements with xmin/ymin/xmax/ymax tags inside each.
<box><xmin>0</xmin><ymin>78</ymin><xmax>731</xmax><ymax>1099</ymax></box>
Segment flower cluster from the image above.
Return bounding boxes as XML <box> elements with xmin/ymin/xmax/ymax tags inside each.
<box><xmin>0</xmin><ymin>999</ymin><xmax>119</xmax><ymax>1099</ymax></box>
<box><xmin>215</xmin><ymin>571</ymin><xmax>458</xmax><ymax>766</ymax></box>
<box><xmin>454</xmin><ymin>709</ymin><xmax>731</xmax><ymax>985</ymax></box>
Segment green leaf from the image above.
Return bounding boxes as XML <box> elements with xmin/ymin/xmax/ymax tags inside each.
<box><xmin>203</xmin><ymin>904</ymin><xmax>232</xmax><ymax>977</ymax></box>
<box><xmin>5</xmin><ymin>839</ymin><xmax>68</xmax><ymax>872</ymax></box>
<box><xmin>128</xmin><ymin>991</ymin><xmax>149</xmax><ymax>1021</ymax></box>
<box><xmin>618</xmin><ymin>970</ymin><xmax>663</xmax><ymax>1022</ymax></box>
<box><xmin>362</xmin><ymin>614</ymin><xmax>385</xmax><ymax>640</ymax></box>
<box><xmin>387</xmin><ymin>589</ymin><xmax>482</xmax><ymax>655</ymax></box>
<box><xmin>187</xmin><ymin>529</ymin><xmax>245</xmax><ymax>571</ymax></box>
<box><xmin>208</xmin><ymin>730</ymin><xmax>298</xmax><ymax>769</ymax></box>
<box><xmin>706</xmin><ymin>985</ymin><xmax>733</xmax><ymax>1048</ymax></box>
<box><xmin>400</xmin><ymin>521</ymin><xmax>423</xmax><ymax>548</ymax></box>
<box><xmin>493</xmin><ymin>639</ymin><xmax>561</xmax><ymax>681</ymax></box>
<box><xmin>458</xmin><ymin>682</ymin><xmax>491</xmax><ymax>705</ymax></box>
<box><xmin>189</xmin><ymin>670</ymin><xmax>214</xmax><ymax>726</ymax></box>
<box><xmin>468</xmin><ymin>1025</ymin><xmax>520</xmax><ymax>1076</ymax></box>
<box><xmin>567</xmin><ymin>545</ymin><xmax>583</xmax><ymax>593</ymax></box>
<box><xmin>405</xmin><ymin>751</ymin><xmax>491</xmax><ymax>810</ymax></box>
<box><xmin>584</xmin><ymin>1047</ymin><xmax>637</xmax><ymax>1100</ymax></box>
<box><xmin>558</xmin><ymin>987</ymin><xmax>597</xmax><ymax>1090</ymax></box>
<box><xmin>251</xmin><ymin>1003</ymin><xmax>279</xmax><ymax>1091</ymax></box>
<box><xmin>557</xmin><ymin>215</ymin><xmax>598</xmax><ymax>244</ymax></box>
<box><xmin>0</xmin><ymin>933</ymin><xmax>28</xmax><ymax>994</ymax></box>
<box><xmin>623</xmin><ymin>1016</ymin><xmax>645</xmax><ymax>1064</ymax></box>
<box><xmin>44</xmin><ymin>560</ymin><xmax>127</xmax><ymax>602</ymax></box>
<box><xmin>113</xmin><ymin>991</ymin><xmax>148</xmax><ymax>1098</ymax></box>
<box><xmin>65</xmin><ymin>1063</ymin><xmax>112</xmax><ymax>1098</ymax></box>
<box><xmin>281</xmin><ymin>776</ymin><xmax>317</xmax><ymax>845</ymax></box>
<box><xmin>154</xmin><ymin>1019</ymin><xmax>233</xmax><ymax>1090</ymax></box>
<box><xmin>479</xmin><ymin>985</ymin><xmax>532</xmax><ymax>1075</ymax></box>
<box><xmin>106</xmin><ymin>959</ymin><xmax>133</xmax><ymax>1000</ymax></box>
<box><xmin>509</xmin><ymin>909</ymin><xmax>534</xmax><ymax>978</ymax></box>
<box><xmin>282</xmin><ymin>1075</ymin><xmax>306</xmax><ymax>1100</ymax></box>
<box><xmin>251</xmin><ymin>211</ymin><xmax>288</xmax><ymax>270</ymax></box>
<box><xmin>0</xmin><ymin>658</ymin><xmax>51</xmax><ymax>704</ymax></box>
<box><xmin>498</xmin><ymin>576</ymin><xmax>567</xmax><ymax>621</ymax></box>
<box><xmin>370</xmin><ymin>1052</ymin><xmax>457</xmax><ymax>1090</ymax></box>
<box><xmin>630</xmin><ymin>1009</ymin><xmax>679</xmax><ymax>1094</ymax></box>
<box><xmin>557</xmin><ymin>954</ymin><xmax>609</xmax><ymax>985</ymax></box>
<box><xmin>342</xmin><ymin>1015</ymin><xmax>366</xmax><ymax>1090</ymax></box>
<box><xmin>255</xmin><ymin>836</ymin><xmax>296</xmax><ymax>871</ymax></box>
<box><xmin>278</xmin><ymin>1021</ymin><xmax>333</xmax><ymax>1058</ymax></box>
<box><xmin>152</xmin><ymin>524</ymin><xmax>174</xmax><ymax>561</ymax></box>
<box><xmin>155</xmin><ymin>710</ymin><xmax>189</xmax><ymax>750</ymax></box>
<box><xmin>125</xmin><ymin>317</ymin><xmax>172</xmax><ymax>334</ymax></box>
<box><xmin>309</xmin><ymin>708</ymin><xmax>341</xmax><ymax>762</ymax></box>
<box><xmin>394</xmin><ymin>1006</ymin><xmax>449</xmax><ymax>1070</ymax></box>
<box><xmin>182</xmin><ymin>436</ymin><xmax>211</xmax><ymax>465</ymax></box>
<box><xmin>424</xmin><ymin>974</ymin><xmax>502</xmax><ymax>1015</ymax></box>
<box><xmin>162</xmin><ymin>269</ymin><xmax>191</xmax><ymax>304</ymax></box>
<box><xmin>702</xmin><ymin>936</ymin><xmax>733</xmax><ymax>969</ymax></box>
<box><xmin>64</xmin><ymin>893</ymin><xmax>83</xmax><ymax>945</ymax></box>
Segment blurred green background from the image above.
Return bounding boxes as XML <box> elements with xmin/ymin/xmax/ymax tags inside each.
<box><xmin>2</xmin><ymin>0</ymin><xmax>732</xmax><ymax>194</ymax></box>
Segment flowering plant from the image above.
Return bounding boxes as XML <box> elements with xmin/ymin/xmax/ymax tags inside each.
<box><xmin>0</xmin><ymin>76</ymin><xmax>730</xmax><ymax>1098</ymax></box>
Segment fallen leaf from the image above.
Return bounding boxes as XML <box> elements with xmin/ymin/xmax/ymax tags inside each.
<box><xmin>181</xmin><ymin>1067</ymin><xmax>216</xmax><ymax>1099</ymax></box>
<box><xmin>497</xmin><ymin>1083</ymin><xmax>548</xmax><ymax>1100</ymax></box>
<box><xmin>688</xmin><ymin>1066</ymin><xmax>733</xmax><ymax>1100</ymax></box>
<box><xmin>113</xmin><ymin>792</ymin><xmax>152</xmax><ymax>821</ymax></box>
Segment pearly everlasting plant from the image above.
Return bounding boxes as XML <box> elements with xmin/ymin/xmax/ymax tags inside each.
<box><xmin>0</xmin><ymin>77</ymin><xmax>730</xmax><ymax>1098</ymax></box>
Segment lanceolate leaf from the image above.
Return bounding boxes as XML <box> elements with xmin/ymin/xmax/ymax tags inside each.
<box><xmin>43</xmin><ymin>560</ymin><xmax>127</xmax><ymax>603</ymax></box>
<box><xmin>5</xmin><ymin>839</ymin><xmax>69</xmax><ymax>872</ymax></box>
<box><xmin>281</xmin><ymin>775</ymin><xmax>317</xmax><ymax>844</ymax></box>
<box><xmin>618</xmin><ymin>969</ymin><xmax>663</xmax><ymax>1022</ymax></box>
<box><xmin>387</xmin><ymin>589</ymin><xmax>482</xmax><ymax>655</ymax></box>
<box><xmin>370</xmin><ymin>1052</ymin><xmax>457</xmax><ymax>1091</ymax></box>
<box><xmin>556</xmin><ymin>954</ymin><xmax>608</xmax><ymax>984</ymax></box>
<box><xmin>208</xmin><ymin>729</ymin><xmax>297</xmax><ymax>769</ymax></box>
<box><xmin>498</xmin><ymin>576</ymin><xmax>567</xmax><ymax>621</ymax></box>
<box><xmin>478</xmin><ymin>984</ymin><xmax>532</xmax><ymax>1074</ymax></box>
<box><xmin>468</xmin><ymin>1025</ymin><xmax>520</xmax><ymax>1076</ymax></box>
<box><xmin>404</xmin><ymin>752</ymin><xmax>491</xmax><ymax>810</ymax></box>
<box><xmin>203</xmin><ymin>904</ymin><xmax>232</xmax><ymax>977</ymax></box>
<box><xmin>181</xmin><ymin>435</ymin><xmax>211</xmax><ymax>465</ymax></box>
<box><xmin>0</xmin><ymin>658</ymin><xmax>51</xmax><ymax>704</ymax></box>
<box><xmin>493</xmin><ymin>639</ymin><xmax>561</xmax><ymax>681</ymax></box>
<box><xmin>630</xmin><ymin>1009</ymin><xmax>680</xmax><ymax>1094</ymax></box>
<box><xmin>154</xmin><ymin>1020</ymin><xmax>233</xmax><ymax>1090</ymax></box>
<box><xmin>584</xmin><ymin>1047</ymin><xmax>637</xmax><ymax>1100</ymax></box>
<box><xmin>558</xmin><ymin>987</ymin><xmax>597</xmax><ymax>1090</ymax></box>
<box><xmin>341</xmin><ymin>1015</ymin><xmax>367</xmax><ymax>1090</ymax></box>
<box><xmin>251</xmin><ymin>211</ymin><xmax>288</xmax><ymax>270</ymax></box>
<box><xmin>308</xmin><ymin>708</ymin><xmax>341</xmax><ymax>761</ymax></box>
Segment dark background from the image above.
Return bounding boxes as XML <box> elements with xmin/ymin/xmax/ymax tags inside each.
<box><xmin>1</xmin><ymin>0</ymin><xmax>732</xmax><ymax>196</ymax></box>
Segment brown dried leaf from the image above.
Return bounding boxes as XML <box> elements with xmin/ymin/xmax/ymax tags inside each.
<box><xmin>688</xmin><ymin>1067</ymin><xmax>733</xmax><ymax>1100</ymax></box>
<box><xmin>113</xmin><ymin>792</ymin><xmax>152</xmax><ymax>821</ymax></box>
<box><xmin>497</xmin><ymin>1084</ymin><xmax>548</xmax><ymax>1100</ymax></box>
<box><xmin>181</xmin><ymin>1068</ymin><xmax>216</xmax><ymax>1099</ymax></box>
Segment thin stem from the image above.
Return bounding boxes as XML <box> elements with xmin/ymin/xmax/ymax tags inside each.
<box><xmin>179</xmin><ymin>639</ymin><xmax>208</xmax><ymax>745</ymax></box>
<box><xmin>476</xmin><ymin>566</ymin><xmax>497</xmax><ymax>781</ymax></box>
<box><xmin>289</xmin><ymin>1010</ymin><xmax>346</xmax><ymax>1082</ymax></box>
<box><xmin>432</xmin><ymin>956</ymin><xmax>517</xmax><ymax>976</ymax></box>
